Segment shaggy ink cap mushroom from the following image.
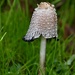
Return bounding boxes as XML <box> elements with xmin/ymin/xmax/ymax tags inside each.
<box><xmin>23</xmin><ymin>2</ymin><xmax>58</xmax><ymax>41</ymax></box>
<box><xmin>23</xmin><ymin>2</ymin><xmax>58</xmax><ymax>75</ymax></box>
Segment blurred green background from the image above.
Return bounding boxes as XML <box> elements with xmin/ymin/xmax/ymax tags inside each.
<box><xmin>0</xmin><ymin>0</ymin><xmax>75</xmax><ymax>75</ymax></box>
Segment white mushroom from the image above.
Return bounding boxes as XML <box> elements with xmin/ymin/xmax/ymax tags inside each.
<box><xmin>23</xmin><ymin>2</ymin><xmax>58</xmax><ymax>75</ymax></box>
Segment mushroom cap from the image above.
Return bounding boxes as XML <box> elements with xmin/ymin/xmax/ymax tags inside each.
<box><xmin>23</xmin><ymin>2</ymin><xmax>58</xmax><ymax>41</ymax></box>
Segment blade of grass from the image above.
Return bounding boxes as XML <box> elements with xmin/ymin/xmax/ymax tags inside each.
<box><xmin>0</xmin><ymin>32</ymin><xmax>7</xmax><ymax>42</ymax></box>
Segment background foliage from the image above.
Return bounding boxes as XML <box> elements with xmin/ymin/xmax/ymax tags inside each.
<box><xmin>0</xmin><ymin>0</ymin><xmax>75</xmax><ymax>75</ymax></box>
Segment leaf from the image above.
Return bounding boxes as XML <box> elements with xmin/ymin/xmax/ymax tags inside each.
<box><xmin>65</xmin><ymin>55</ymin><xmax>75</xmax><ymax>66</ymax></box>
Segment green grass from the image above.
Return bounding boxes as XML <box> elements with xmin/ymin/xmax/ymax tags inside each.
<box><xmin>0</xmin><ymin>0</ymin><xmax>75</xmax><ymax>75</ymax></box>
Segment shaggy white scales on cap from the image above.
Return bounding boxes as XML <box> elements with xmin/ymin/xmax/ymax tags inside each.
<box><xmin>23</xmin><ymin>2</ymin><xmax>58</xmax><ymax>41</ymax></box>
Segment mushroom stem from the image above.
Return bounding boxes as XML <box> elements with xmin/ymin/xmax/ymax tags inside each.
<box><xmin>39</xmin><ymin>36</ymin><xmax>46</xmax><ymax>75</ymax></box>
